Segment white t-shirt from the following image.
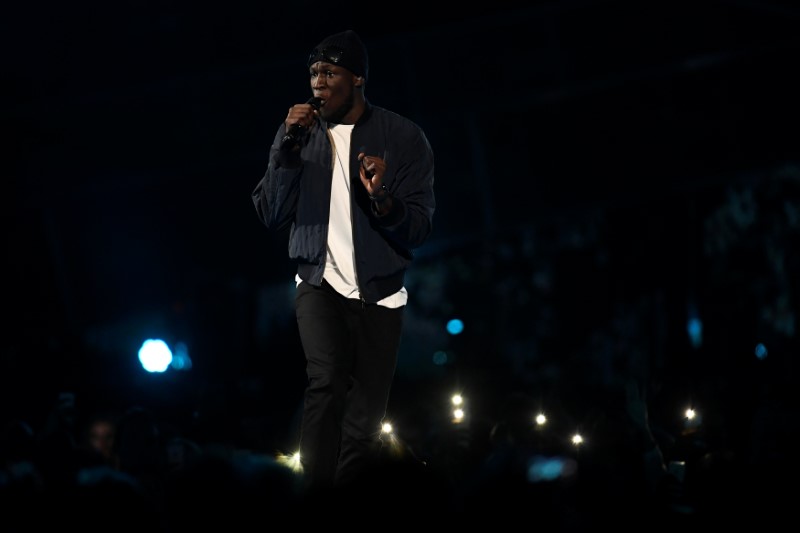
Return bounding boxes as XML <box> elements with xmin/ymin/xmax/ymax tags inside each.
<box><xmin>295</xmin><ymin>123</ymin><xmax>407</xmax><ymax>309</ymax></box>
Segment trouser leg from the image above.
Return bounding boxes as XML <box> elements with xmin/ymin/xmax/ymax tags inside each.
<box><xmin>335</xmin><ymin>302</ymin><xmax>404</xmax><ymax>486</ymax></box>
<box><xmin>295</xmin><ymin>281</ymin><xmax>352</xmax><ymax>490</ymax></box>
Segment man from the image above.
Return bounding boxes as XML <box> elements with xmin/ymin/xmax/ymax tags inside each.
<box><xmin>252</xmin><ymin>29</ymin><xmax>435</xmax><ymax>491</ymax></box>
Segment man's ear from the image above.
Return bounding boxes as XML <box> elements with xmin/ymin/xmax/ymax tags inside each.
<box><xmin>355</xmin><ymin>76</ymin><xmax>364</xmax><ymax>87</ymax></box>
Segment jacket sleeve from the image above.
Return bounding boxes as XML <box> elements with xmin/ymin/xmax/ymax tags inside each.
<box><xmin>375</xmin><ymin>128</ymin><xmax>436</xmax><ymax>250</ymax></box>
<box><xmin>251</xmin><ymin>127</ymin><xmax>304</xmax><ymax>232</ymax></box>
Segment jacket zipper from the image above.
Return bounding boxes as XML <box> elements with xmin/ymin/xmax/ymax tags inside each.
<box><xmin>346</xmin><ymin>128</ymin><xmax>365</xmax><ymax>308</ymax></box>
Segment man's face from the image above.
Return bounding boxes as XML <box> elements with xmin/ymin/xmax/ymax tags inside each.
<box><xmin>309</xmin><ymin>61</ymin><xmax>359</xmax><ymax>124</ymax></box>
<box><xmin>88</xmin><ymin>420</ymin><xmax>115</xmax><ymax>459</ymax></box>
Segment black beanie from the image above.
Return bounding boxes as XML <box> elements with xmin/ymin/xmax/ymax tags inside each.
<box><xmin>307</xmin><ymin>30</ymin><xmax>369</xmax><ymax>80</ymax></box>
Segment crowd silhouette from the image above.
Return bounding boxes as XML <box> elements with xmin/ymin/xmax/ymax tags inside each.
<box><xmin>2</xmin><ymin>370</ymin><xmax>793</xmax><ymax>532</ymax></box>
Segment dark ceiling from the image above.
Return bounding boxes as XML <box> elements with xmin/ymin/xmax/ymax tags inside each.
<box><xmin>4</xmin><ymin>0</ymin><xmax>800</xmax><ymax>424</ymax></box>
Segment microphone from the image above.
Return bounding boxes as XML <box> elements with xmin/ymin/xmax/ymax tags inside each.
<box><xmin>281</xmin><ymin>97</ymin><xmax>323</xmax><ymax>148</ymax></box>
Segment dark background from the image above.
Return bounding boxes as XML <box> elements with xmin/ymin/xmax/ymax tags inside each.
<box><xmin>4</xmin><ymin>0</ymin><xmax>799</xmax><ymax>454</ymax></box>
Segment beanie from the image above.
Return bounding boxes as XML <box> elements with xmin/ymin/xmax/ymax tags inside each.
<box><xmin>307</xmin><ymin>30</ymin><xmax>369</xmax><ymax>80</ymax></box>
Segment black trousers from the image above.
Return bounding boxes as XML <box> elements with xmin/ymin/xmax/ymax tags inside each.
<box><xmin>295</xmin><ymin>280</ymin><xmax>404</xmax><ymax>490</ymax></box>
